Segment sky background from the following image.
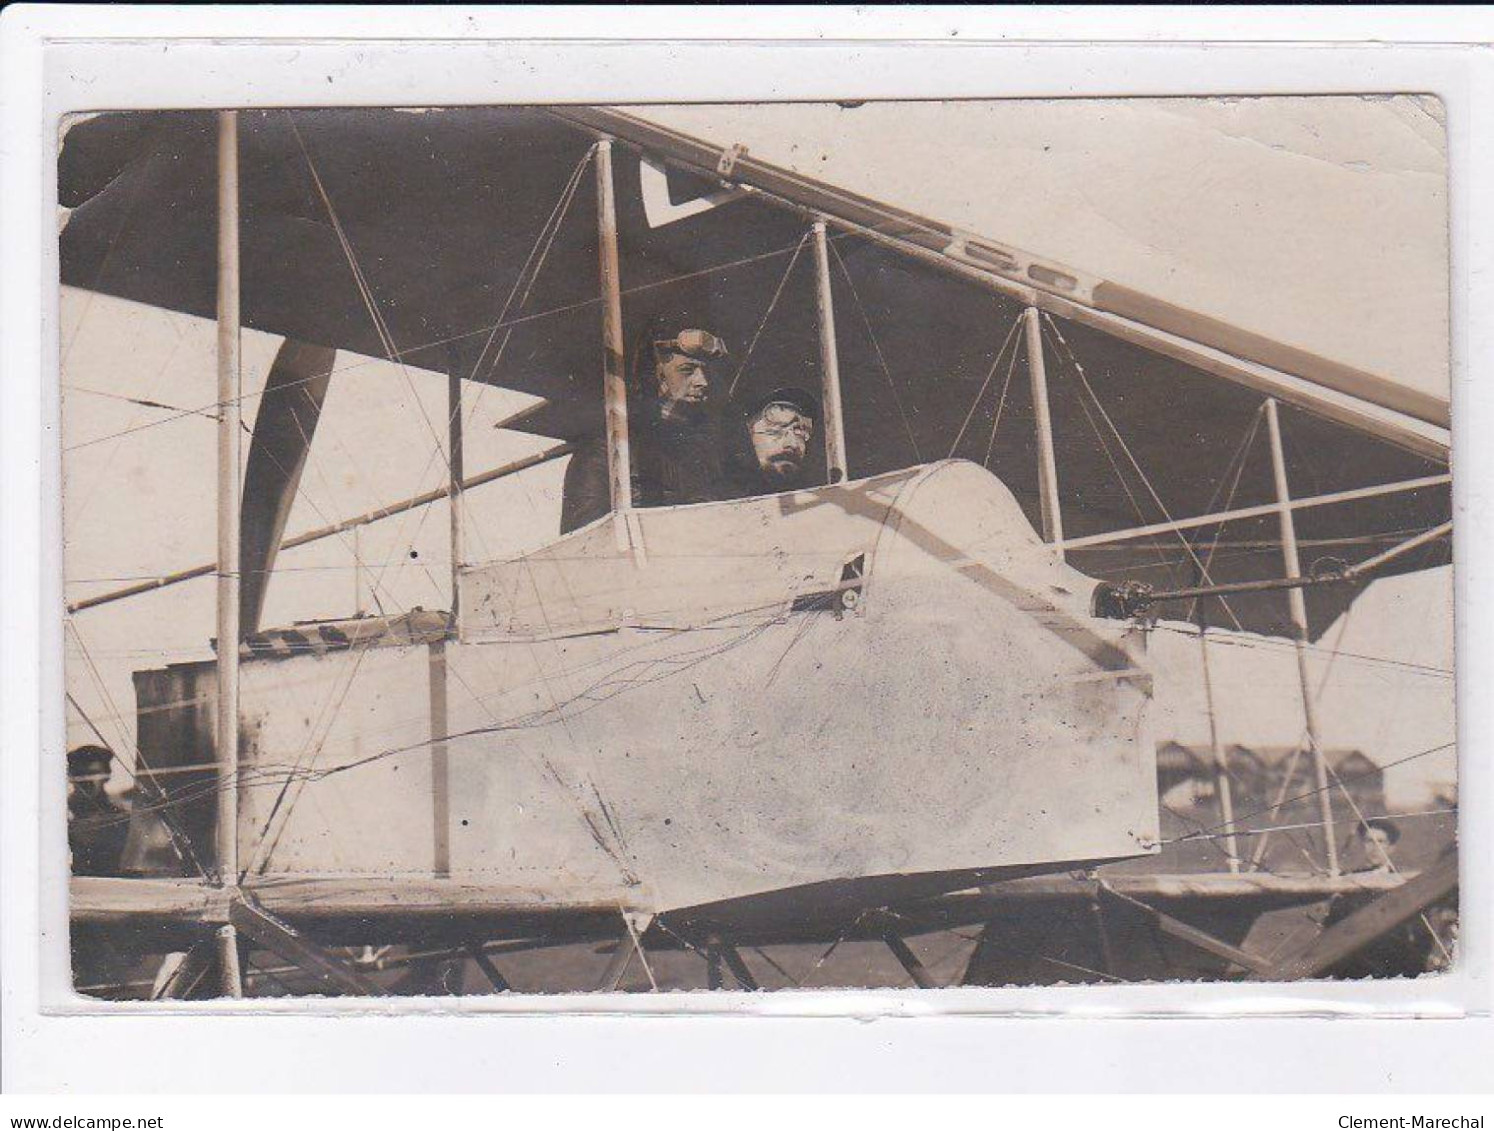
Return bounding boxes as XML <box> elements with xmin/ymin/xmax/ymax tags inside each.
<box><xmin>60</xmin><ymin>96</ymin><xmax>1456</xmax><ymax>818</ymax></box>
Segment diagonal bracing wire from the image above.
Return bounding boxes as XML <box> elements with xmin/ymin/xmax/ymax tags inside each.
<box><xmin>61</xmin><ymin>237</ymin><xmax>814</xmax><ymax>457</ymax></box>
<box><xmin>64</xmin><ymin>633</ymin><xmax>211</xmax><ymax>879</ymax></box>
<box><xmin>827</xmin><ymin>238</ymin><xmax>922</xmax><ymax>464</ymax></box>
<box><xmin>945</xmin><ymin>311</ymin><xmax>1023</xmax><ymax>460</ymax></box>
<box><xmin>285</xmin><ymin>114</ymin><xmax>454</xmax><ymax>479</ymax></box>
<box><xmin>244</xmin><ymin>142</ymin><xmax>602</xmax><ymax>872</ymax></box>
<box><xmin>1043</xmin><ymin>311</ymin><xmax>1249</xmax><ymax>633</ymax></box>
<box><xmin>981</xmin><ymin>327</ymin><xmax>1025</xmax><ymax>473</ymax></box>
<box><xmin>727</xmin><ymin>229</ymin><xmax>812</xmax><ymax>399</ymax></box>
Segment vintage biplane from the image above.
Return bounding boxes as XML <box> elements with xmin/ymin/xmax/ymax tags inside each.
<box><xmin>59</xmin><ymin>105</ymin><xmax>1456</xmax><ymax>997</ymax></box>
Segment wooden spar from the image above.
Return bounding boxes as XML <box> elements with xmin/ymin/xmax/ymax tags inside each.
<box><xmin>1024</xmin><ymin>306</ymin><xmax>1064</xmax><ymax>550</ymax></box>
<box><xmin>596</xmin><ymin>936</ymin><xmax>636</xmax><ymax>991</ymax></box>
<box><xmin>66</xmin><ymin>443</ymin><xmax>571</xmax><ymax>614</ymax></box>
<box><xmin>882</xmin><ymin>931</ymin><xmax>939</xmax><ymax>989</ymax></box>
<box><xmin>812</xmin><ymin>219</ymin><xmax>850</xmax><ymax>483</ymax></box>
<box><xmin>717</xmin><ymin>942</ymin><xmax>761</xmax><ymax>991</ymax></box>
<box><xmin>228</xmin><ymin>897</ymin><xmax>384</xmax><ymax>996</ymax></box>
<box><xmin>1266</xmin><ymin>398</ymin><xmax>1340</xmax><ymax>877</ymax></box>
<box><xmin>596</xmin><ymin>139</ymin><xmax>633</xmax><ymax>519</ymax></box>
<box><xmin>1097</xmin><ymin>884</ymin><xmax>1272</xmax><ymax>976</ymax></box>
<box><xmin>1249</xmin><ymin>853</ymin><xmax>1457</xmax><ymax>982</ymax></box>
<box><xmin>1059</xmin><ymin>474</ymin><xmax>1450</xmax><ymax>552</ymax></box>
<box><xmin>1353</xmin><ymin>519</ymin><xmax>1454</xmax><ymax>576</ymax></box>
<box><xmin>1101</xmin><ymin>517</ymin><xmax>1455</xmax><ymax>613</ymax></box>
<box><xmin>447</xmin><ymin>369</ymin><xmax>464</xmax><ymax>624</ymax></box>
<box><xmin>215</xmin><ymin>108</ymin><xmax>243</xmax><ymax>909</ymax></box>
<box><xmin>466</xmin><ymin>942</ymin><xmax>512</xmax><ymax>992</ymax></box>
<box><xmin>149</xmin><ymin>944</ymin><xmax>214</xmax><ymax>1000</ymax></box>
<box><xmin>71</xmin><ymin>871</ymin><xmax>1410</xmax><ymax>954</ymax></box>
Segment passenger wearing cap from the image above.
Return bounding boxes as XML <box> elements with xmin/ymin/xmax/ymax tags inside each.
<box><xmin>560</xmin><ymin>317</ymin><xmax>732</xmax><ymax>533</ymax></box>
<box><xmin>1357</xmin><ymin>817</ymin><xmax>1402</xmax><ymax>874</ymax></box>
<box><xmin>723</xmin><ymin>387</ymin><xmax>820</xmax><ymax>498</ymax></box>
<box><xmin>67</xmin><ymin>744</ymin><xmax>128</xmax><ymax>877</ymax></box>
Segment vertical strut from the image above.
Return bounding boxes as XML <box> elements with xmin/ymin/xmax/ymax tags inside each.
<box><xmin>214</xmin><ymin>111</ymin><xmax>243</xmax><ymax>939</ymax></box>
<box><xmin>216</xmin><ymin>924</ymin><xmax>244</xmax><ymax>999</ymax></box>
<box><xmin>812</xmin><ymin>219</ymin><xmax>849</xmax><ymax>483</ymax></box>
<box><xmin>428</xmin><ymin>640</ymin><xmax>450</xmax><ymax>877</ymax></box>
<box><xmin>1265</xmin><ymin>398</ymin><xmax>1340</xmax><ymax>876</ymax></box>
<box><xmin>1025</xmin><ymin>307</ymin><xmax>1064</xmax><ymax>552</ymax></box>
<box><xmin>1197</xmin><ymin>617</ymin><xmax>1240</xmax><ymax>872</ymax></box>
<box><xmin>596</xmin><ymin>140</ymin><xmax>633</xmax><ymax>517</ymax></box>
<box><xmin>447</xmin><ymin>369</ymin><xmax>464</xmax><ymax>626</ymax></box>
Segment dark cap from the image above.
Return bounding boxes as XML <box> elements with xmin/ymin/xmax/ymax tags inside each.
<box><xmin>1359</xmin><ymin>817</ymin><xmax>1402</xmax><ymax>845</ymax></box>
<box><xmin>67</xmin><ymin>744</ymin><xmax>114</xmax><ymax>777</ymax></box>
<box><xmin>746</xmin><ymin>386</ymin><xmax>820</xmax><ymax>423</ymax></box>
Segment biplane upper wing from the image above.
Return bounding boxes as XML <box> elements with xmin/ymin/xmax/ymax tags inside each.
<box><xmin>58</xmin><ymin>106</ymin><xmax>1451</xmax><ymax>639</ymax></box>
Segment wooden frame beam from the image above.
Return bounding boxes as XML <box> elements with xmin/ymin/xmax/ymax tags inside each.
<box><xmin>67</xmin><ymin>442</ymin><xmax>571</xmax><ymax>614</ymax></box>
<box><xmin>1099</xmin><ymin>883</ymin><xmax>1273</xmax><ymax>977</ymax></box>
<box><xmin>1249</xmin><ymin>854</ymin><xmax>1457</xmax><ymax>982</ymax></box>
<box><xmin>148</xmin><ymin>943</ymin><xmax>215</xmax><ymax>1000</ymax></box>
<box><xmin>466</xmin><ymin>942</ymin><xmax>512</xmax><ymax>992</ymax></box>
<box><xmin>227</xmin><ymin>897</ymin><xmax>384</xmax><ymax>996</ymax></box>
<box><xmin>1059</xmin><ymin>474</ymin><xmax>1450</xmax><ymax>552</ymax></box>
<box><xmin>882</xmin><ymin>931</ymin><xmax>939</xmax><ymax>989</ymax></box>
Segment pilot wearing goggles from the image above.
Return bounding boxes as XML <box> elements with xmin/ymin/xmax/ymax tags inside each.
<box><xmin>726</xmin><ymin>387</ymin><xmax>820</xmax><ymax>497</ymax></box>
<box><xmin>560</xmin><ymin>315</ymin><xmax>733</xmax><ymax>532</ymax></box>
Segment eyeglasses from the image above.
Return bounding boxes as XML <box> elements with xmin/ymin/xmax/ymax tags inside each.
<box><xmin>653</xmin><ymin>328</ymin><xmax>729</xmax><ymax>360</ymax></box>
<box><xmin>752</xmin><ymin>404</ymin><xmax>814</xmax><ymax>442</ymax></box>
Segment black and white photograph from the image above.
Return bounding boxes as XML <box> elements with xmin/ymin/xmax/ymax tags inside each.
<box><xmin>58</xmin><ymin>96</ymin><xmax>1457</xmax><ymax>1000</ymax></box>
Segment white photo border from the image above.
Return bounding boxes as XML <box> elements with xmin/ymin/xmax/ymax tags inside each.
<box><xmin>4</xmin><ymin>5</ymin><xmax>1492</xmax><ymax>1092</ymax></box>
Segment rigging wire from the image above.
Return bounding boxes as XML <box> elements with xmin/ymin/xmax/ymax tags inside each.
<box><xmin>827</xmin><ymin>238</ymin><xmax>923</xmax><ymax>464</ymax></box>
<box><xmin>1053</xmin><ymin>319</ymin><xmax>1202</xmax><ymax>610</ymax></box>
<box><xmin>1318</xmin><ymin>755</ymin><xmax>1456</xmax><ymax>963</ymax></box>
<box><xmin>64</xmin><ymin>322</ymin><xmax>193</xmax><ymax>540</ymax></box>
<box><xmin>1185</xmin><ymin>407</ymin><xmax>1265</xmax><ymax>624</ymax></box>
<box><xmin>1043</xmin><ymin>311</ymin><xmax>1250</xmax><ymax>633</ymax></box>
<box><xmin>1162</xmin><ymin>738</ymin><xmax>1455</xmax><ymax>847</ymax></box>
<box><xmin>108</xmin><ymin>599</ymin><xmax>810</xmax><ymax>825</ymax></box>
<box><xmin>285</xmin><ymin>114</ymin><xmax>454</xmax><ymax>482</ymax></box>
<box><xmin>60</xmin><ymin>144</ymin><xmax>160</xmax><ymax>372</ymax></box>
<box><xmin>64</xmin><ymin>636</ymin><xmax>209</xmax><ymax>878</ymax></box>
<box><xmin>1171</xmin><ymin>807</ymin><xmax>1456</xmax><ymax>842</ymax></box>
<box><xmin>727</xmin><ymin>229</ymin><xmax>812</xmax><ymax>398</ymax></box>
<box><xmin>245</xmin><ymin>134</ymin><xmax>601</xmax><ymax>869</ymax></box>
<box><xmin>1146</xmin><ymin>622</ymin><xmax>1454</xmax><ymax>679</ymax></box>
<box><xmin>1184</xmin><ymin>405</ymin><xmax>1266</xmax><ymax>871</ymax></box>
<box><xmin>462</xmin><ymin>145</ymin><xmax>598</xmax><ymax>390</ymax></box>
<box><xmin>439</xmin><ymin>142</ymin><xmax>595</xmax><ymax>569</ymax></box>
<box><xmin>63</xmin><ymin>125</ymin><xmax>1455</xmax><ymax>968</ymax></box>
<box><xmin>981</xmin><ymin>326</ymin><xmax>1025</xmax><ymax>473</ymax></box>
<box><xmin>61</xmin><ymin>236</ymin><xmax>818</xmax><ymax>457</ymax></box>
<box><xmin>252</xmin><ymin>144</ymin><xmax>655</xmax><ymax>879</ymax></box>
<box><xmin>945</xmin><ymin>311</ymin><xmax>1022</xmax><ymax>459</ymax></box>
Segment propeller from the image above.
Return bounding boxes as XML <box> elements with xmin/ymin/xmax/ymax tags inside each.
<box><xmin>239</xmin><ymin>339</ymin><xmax>336</xmax><ymax>636</ymax></box>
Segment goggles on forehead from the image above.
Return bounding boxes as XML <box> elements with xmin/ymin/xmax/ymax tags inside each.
<box><xmin>752</xmin><ymin>402</ymin><xmax>815</xmax><ymax>441</ymax></box>
<box><xmin>653</xmin><ymin>328</ymin><xmax>729</xmax><ymax>360</ymax></box>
